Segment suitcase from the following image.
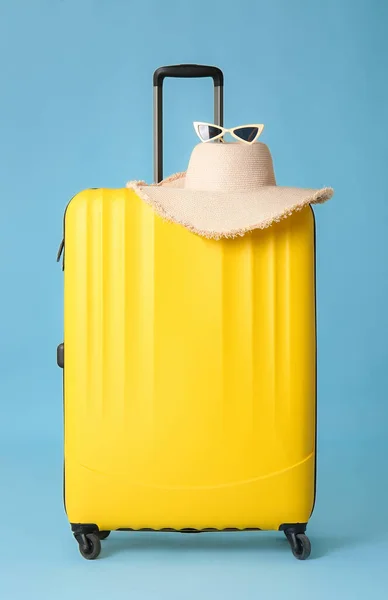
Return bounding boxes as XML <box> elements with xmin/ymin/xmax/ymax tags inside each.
<box><xmin>57</xmin><ymin>64</ymin><xmax>316</xmax><ymax>561</ymax></box>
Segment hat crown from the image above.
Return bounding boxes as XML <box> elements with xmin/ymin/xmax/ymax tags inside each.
<box><xmin>184</xmin><ymin>142</ymin><xmax>276</xmax><ymax>192</ymax></box>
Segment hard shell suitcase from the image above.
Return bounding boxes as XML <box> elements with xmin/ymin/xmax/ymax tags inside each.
<box><xmin>58</xmin><ymin>65</ymin><xmax>316</xmax><ymax>560</ymax></box>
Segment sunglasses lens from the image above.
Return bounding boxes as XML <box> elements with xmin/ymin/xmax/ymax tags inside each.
<box><xmin>198</xmin><ymin>124</ymin><xmax>223</xmax><ymax>141</ymax></box>
<box><xmin>234</xmin><ymin>126</ymin><xmax>259</xmax><ymax>142</ymax></box>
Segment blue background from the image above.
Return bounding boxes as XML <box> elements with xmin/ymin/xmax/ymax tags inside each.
<box><xmin>0</xmin><ymin>0</ymin><xmax>387</xmax><ymax>597</ymax></box>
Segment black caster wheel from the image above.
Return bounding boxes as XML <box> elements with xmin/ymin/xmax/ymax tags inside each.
<box><xmin>98</xmin><ymin>530</ymin><xmax>111</xmax><ymax>540</ymax></box>
<box><xmin>78</xmin><ymin>533</ymin><xmax>101</xmax><ymax>560</ymax></box>
<box><xmin>286</xmin><ymin>532</ymin><xmax>311</xmax><ymax>560</ymax></box>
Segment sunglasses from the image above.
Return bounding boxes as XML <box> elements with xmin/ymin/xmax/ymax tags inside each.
<box><xmin>193</xmin><ymin>121</ymin><xmax>264</xmax><ymax>145</ymax></box>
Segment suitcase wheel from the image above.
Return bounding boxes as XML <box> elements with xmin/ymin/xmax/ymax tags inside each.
<box><xmin>98</xmin><ymin>530</ymin><xmax>111</xmax><ymax>540</ymax></box>
<box><xmin>286</xmin><ymin>532</ymin><xmax>311</xmax><ymax>560</ymax></box>
<box><xmin>78</xmin><ymin>533</ymin><xmax>101</xmax><ymax>560</ymax></box>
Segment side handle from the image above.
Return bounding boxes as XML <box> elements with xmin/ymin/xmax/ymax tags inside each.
<box><xmin>57</xmin><ymin>343</ymin><xmax>64</xmax><ymax>369</ymax></box>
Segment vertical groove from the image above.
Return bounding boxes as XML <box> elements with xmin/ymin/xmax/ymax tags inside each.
<box><xmin>84</xmin><ymin>197</ymin><xmax>91</xmax><ymax>424</ymax></box>
<box><xmin>151</xmin><ymin>212</ymin><xmax>156</xmax><ymax>446</ymax></box>
<box><xmin>85</xmin><ymin>197</ymin><xmax>90</xmax><ymax>425</ymax></box>
<box><xmin>284</xmin><ymin>228</ymin><xmax>291</xmax><ymax>434</ymax></box>
<box><xmin>270</xmin><ymin>229</ymin><xmax>277</xmax><ymax>436</ymax></box>
<box><xmin>109</xmin><ymin>192</ymin><xmax>126</xmax><ymax>439</ymax></box>
<box><xmin>220</xmin><ymin>242</ymin><xmax>225</xmax><ymax>436</ymax></box>
<box><xmin>251</xmin><ymin>233</ymin><xmax>258</xmax><ymax>450</ymax></box>
<box><xmin>123</xmin><ymin>195</ymin><xmax>128</xmax><ymax>440</ymax></box>
<box><xmin>102</xmin><ymin>190</ymin><xmax>108</xmax><ymax>425</ymax></box>
<box><xmin>273</xmin><ymin>224</ymin><xmax>281</xmax><ymax>443</ymax></box>
<box><xmin>84</xmin><ymin>190</ymin><xmax>104</xmax><ymax>458</ymax></box>
<box><xmin>82</xmin><ymin>197</ymin><xmax>90</xmax><ymax>437</ymax></box>
<box><xmin>274</xmin><ymin>224</ymin><xmax>287</xmax><ymax>458</ymax></box>
<box><xmin>249</xmin><ymin>236</ymin><xmax>255</xmax><ymax>440</ymax></box>
<box><xmin>139</xmin><ymin>204</ymin><xmax>155</xmax><ymax>440</ymax></box>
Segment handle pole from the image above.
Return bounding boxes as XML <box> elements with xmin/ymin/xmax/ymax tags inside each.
<box><xmin>214</xmin><ymin>86</ymin><xmax>224</xmax><ymax>133</ymax></box>
<box><xmin>154</xmin><ymin>85</ymin><xmax>163</xmax><ymax>184</ymax></box>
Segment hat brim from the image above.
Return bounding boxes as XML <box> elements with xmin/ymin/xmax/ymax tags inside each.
<box><xmin>126</xmin><ymin>173</ymin><xmax>333</xmax><ymax>240</ymax></box>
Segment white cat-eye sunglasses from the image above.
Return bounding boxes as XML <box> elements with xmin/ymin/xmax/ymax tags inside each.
<box><xmin>193</xmin><ymin>121</ymin><xmax>264</xmax><ymax>145</ymax></box>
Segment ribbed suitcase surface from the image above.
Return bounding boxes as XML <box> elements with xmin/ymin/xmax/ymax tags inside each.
<box><xmin>63</xmin><ymin>188</ymin><xmax>316</xmax><ymax>531</ymax></box>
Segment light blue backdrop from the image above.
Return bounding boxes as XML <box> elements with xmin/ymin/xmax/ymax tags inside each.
<box><xmin>0</xmin><ymin>0</ymin><xmax>387</xmax><ymax>597</ymax></box>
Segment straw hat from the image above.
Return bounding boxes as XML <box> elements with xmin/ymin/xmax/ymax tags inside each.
<box><xmin>126</xmin><ymin>141</ymin><xmax>333</xmax><ymax>240</ymax></box>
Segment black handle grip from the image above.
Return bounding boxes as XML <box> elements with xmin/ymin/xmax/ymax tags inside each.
<box><xmin>57</xmin><ymin>343</ymin><xmax>64</xmax><ymax>368</ymax></box>
<box><xmin>153</xmin><ymin>64</ymin><xmax>224</xmax><ymax>87</ymax></box>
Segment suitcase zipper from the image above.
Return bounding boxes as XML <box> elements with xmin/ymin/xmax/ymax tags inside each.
<box><xmin>57</xmin><ymin>238</ymin><xmax>64</xmax><ymax>270</ymax></box>
<box><xmin>57</xmin><ymin>189</ymin><xmax>97</xmax><ymax>271</ymax></box>
<box><xmin>57</xmin><ymin>193</ymin><xmax>76</xmax><ymax>271</ymax></box>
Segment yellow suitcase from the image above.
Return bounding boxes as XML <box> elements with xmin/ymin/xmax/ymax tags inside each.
<box><xmin>57</xmin><ymin>65</ymin><xmax>316</xmax><ymax>561</ymax></box>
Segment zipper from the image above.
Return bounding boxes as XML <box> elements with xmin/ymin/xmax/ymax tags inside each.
<box><xmin>57</xmin><ymin>190</ymin><xmax>97</xmax><ymax>271</ymax></box>
<box><xmin>57</xmin><ymin>238</ymin><xmax>64</xmax><ymax>270</ymax></box>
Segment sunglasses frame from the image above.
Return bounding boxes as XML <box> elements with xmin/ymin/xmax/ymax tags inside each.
<box><xmin>193</xmin><ymin>121</ymin><xmax>264</xmax><ymax>145</ymax></box>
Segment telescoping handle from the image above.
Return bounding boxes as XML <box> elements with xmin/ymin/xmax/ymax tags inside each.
<box><xmin>153</xmin><ymin>64</ymin><xmax>224</xmax><ymax>183</ymax></box>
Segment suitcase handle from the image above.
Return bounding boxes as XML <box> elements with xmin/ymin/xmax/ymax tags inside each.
<box><xmin>153</xmin><ymin>64</ymin><xmax>224</xmax><ymax>183</ymax></box>
<box><xmin>153</xmin><ymin>64</ymin><xmax>224</xmax><ymax>87</ymax></box>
